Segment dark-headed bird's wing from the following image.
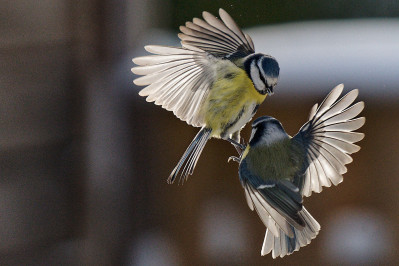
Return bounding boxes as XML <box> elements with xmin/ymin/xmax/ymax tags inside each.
<box><xmin>239</xmin><ymin>160</ymin><xmax>304</xmax><ymax>239</ymax></box>
<box><xmin>291</xmin><ymin>84</ymin><xmax>365</xmax><ymax>197</ymax></box>
<box><xmin>132</xmin><ymin>9</ymin><xmax>255</xmax><ymax>127</ymax></box>
<box><xmin>239</xmin><ymin>159</ymin><xmax>321</xmax><ymax>258</ymax></box>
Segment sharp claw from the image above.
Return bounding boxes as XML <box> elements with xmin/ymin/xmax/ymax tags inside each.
<box><xmin>228</xmin><ymin>156</ymin><xmax>240</xmax><ymax>163</ymax></box>
<box><xmin>228</xmin><ymin>138</ymin><xmax>245</xmax><ymax>151</ymax></box>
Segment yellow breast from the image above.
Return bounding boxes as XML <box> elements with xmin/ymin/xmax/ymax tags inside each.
<box><xmin>200</xmin><ymin>62</ymin><xmax>267</xmax><ymax>137</ymax></box>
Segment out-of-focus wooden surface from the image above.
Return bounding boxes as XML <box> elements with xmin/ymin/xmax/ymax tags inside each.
<box><xmin>0</xmin><ymin>0</ymin><xmax>76</xmax><ymax>260</ymax></box>
<box><xmin>0</xmin><ymin>0</ymin><xmax>398</xmax><ymax>265</ymax></box>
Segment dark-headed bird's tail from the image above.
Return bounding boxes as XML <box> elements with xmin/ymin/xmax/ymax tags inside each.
<box><xmin>262</xmin><ymin>207</ymin><xmax>320</xmax><ymax>258</ymax></box>
<box><xmin>168</xmin><ymin>128</ymin><xmax>212</xmax><ymax>184</ymax></box>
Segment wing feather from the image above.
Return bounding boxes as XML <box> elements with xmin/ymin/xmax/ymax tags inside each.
<box><xmin>180</xmin><ymin>9</ymin><xmax>255</xmax><ymax>58</ymax></box>
<box><xmin>317</xmin><ymin>131</ymin><xmax>364</xmax><ymax>143</ymax></box>
<box><xmin>132</xmin><ymin>45</ymin><xmax>213</xmax><ymax>127</ymax></box>
<box><xmin>312</xmin><ymin>155</ymin><xmax>331</xmax><ymax>187</ymax></box>
<box><xmin>246</xmin><ymin>184</ymin><xmax>294</xmax><ymax>237</ymax></box>
<box><xmin>219</xmin><ymin>9</ymin><xmax>254</xmax><ymax>51</ymax></box>
<box><xmin>261</xmin><ymin>207</ymin><xmax>320</xmax><ymax>258</ymax></box>
<box><xmin>314</xmin><ymin>84</ymin><xmax>344</xmax><ymax>118</ymax></box>
<box><xmin>292</xmin><ymin>84</ymin><xmax>365</xmax><ymax>197</ymax></box>
<box><xmin>239</xmin><ymin>159</ymin><xmax>306</xmax><ymax>238</ymax></box>
<box><xmin>314</xmin><ymin>102</ymin><xmax>364</xmax><ymax>130</ymax></box>
<box><xmin>245</xmin><ymin>185</ymin><xmax>280</xmax><ymax>237</ymax></box>
<box><xmin>316</xmin><ymin>89</ymin><xmax>359</xmax><ymax>121</ymax></box>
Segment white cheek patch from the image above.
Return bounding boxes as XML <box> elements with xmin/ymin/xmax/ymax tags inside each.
<box><xmin>250</xmin><ymin>61</ymin><xmax>265</xmax><ymax>91</ymax></box>
<box><xmin>266</xmin><ymin>77</ymin><xmax>278</xmax><ymax>87</ymax></box>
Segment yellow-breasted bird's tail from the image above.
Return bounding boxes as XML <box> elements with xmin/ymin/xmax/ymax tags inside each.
<box><xmin>261</xmin><ymin>207</ymin><xmax>320</xmax><ymax>258</ymax></box>
<box><xmin>168</xmin><ymin>128</ymin><xmax>212</xmax><ymax>184</ymax></box>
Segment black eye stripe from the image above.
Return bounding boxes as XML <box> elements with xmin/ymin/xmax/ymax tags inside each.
<box><xmin>258</xmin><ymin>66</ymin><xmax>266</xmax><ymax>84</ymax></box>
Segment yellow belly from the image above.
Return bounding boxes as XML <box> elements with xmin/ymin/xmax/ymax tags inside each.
<box><xmin>200</xmin><ymin>67</ymin><xmax>266</xmax><ymax>138</ymax></box>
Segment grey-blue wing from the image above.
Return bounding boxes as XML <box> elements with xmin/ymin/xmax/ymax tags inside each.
<box><xmin>239</xmin><ymin>159</ymin><xmax>320</xmax><ymax>258</ymax></box>
<box><xmin>239</xmin><ymin>160</ymin><xmax>304</xmax><ymax>235</ymax></box>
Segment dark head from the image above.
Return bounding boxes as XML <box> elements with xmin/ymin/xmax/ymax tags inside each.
<box><xmin>244</xmin><ymin>54</ymin><xmax>280</xmax><ymax>95</ymax></box>
<box><xmin>249</xmin><ymin>116</ymin><xmax>288</xmax><ymax>147</ymax></box>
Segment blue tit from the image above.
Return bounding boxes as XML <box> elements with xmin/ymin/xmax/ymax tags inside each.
<box><xmin>132</xmin><ymin>9</ymin><xmax>279</xmax><ymax>184</ymax></box>
<box><xmin>235</xmin><ymin>84</ymin><xmax>365</xmax><ymax>258</ymax></box>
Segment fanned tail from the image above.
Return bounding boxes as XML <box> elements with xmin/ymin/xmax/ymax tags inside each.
<box><xmin>168</xmin><ymin>128</ymin><xmax>212</xmax><ymax>184</ymax></box>
<box><xmin>261</xmin><ymin>207</ymin><xmax>320</xmax><ymax>258</ymax></box>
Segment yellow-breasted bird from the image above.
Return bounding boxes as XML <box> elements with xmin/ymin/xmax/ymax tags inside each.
<box><xmin>132</xmin><ymin>9</ymin><xmax>279</xmax><ymax>184</ymax></box>
<box><xmin>232</xmin><ymin>84</ymin><xmax>365</xmax><ymax>258</ymax></box>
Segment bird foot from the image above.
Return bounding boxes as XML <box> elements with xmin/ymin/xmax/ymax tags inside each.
<box><xmin>227</xmin><ymin>138</ymin><xmax>245</xmax><ymax>151</ymax></box>
<box><xmin>228</xmin><ymin>156</ymin><xmax>240</xmax><ymax>163</ymax></box>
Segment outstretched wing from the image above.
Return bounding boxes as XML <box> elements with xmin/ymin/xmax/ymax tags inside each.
<box><xmin>132</xmin><ymin>9</ymin><xmax>255</xmax><ymax>127</ymax></box>
<box><xmin>292</xmin><ymin>84</ymin><xmax>365</xmax><ymax>197</ymax></box>
<box><xmin>179</xmin><ymin>8</ymin><xmax>255</xmax><ymax>59</ymax></box>
<box><xmin>239</xmin><ymin>160</ymin><xmax>304</xmax><ymax>238</ymax></box>
<box><xmin>132</xmin><ymin>46</ymin><xmax>213</xmax><ymax>127</ymax></box>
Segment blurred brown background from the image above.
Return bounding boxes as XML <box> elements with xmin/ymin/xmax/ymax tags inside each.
<box><xmin>0</xmin><ymin>0</ymin><xmax>398</xmax><ymax>265</ymax></box>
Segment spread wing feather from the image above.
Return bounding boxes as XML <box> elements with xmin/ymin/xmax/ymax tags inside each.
<box><xmin>240</xmin><ymin>169</ymin><xmax>320</xmax><ymax>258</ymax></box>
<box><xmin>261</xmin><ymin>207</ymin><xmax>320</xmax><ymax>258</ymax></box>
<box><xmin>292</xmin><ymin>84</ymin><xmax>365</xmax><ymax>197</ymax></box>
<box><xmin>239</xmin><ymin>160</ymin><xmax>304</xmax><ymax>238</ymax></box>
<box><xmin>179</xmin><ymin>8</ymin><xmax>254</xmax><ymax>59</ymax></box>
<box><xmin>132</xmin><ymin>45</ymin><xmax>212</xmax><ymax>127</ymax></box>
<box><xmin>244</xmin><ymin>183</ymin><xmax>295</xmax><ymax>238</ymax></box>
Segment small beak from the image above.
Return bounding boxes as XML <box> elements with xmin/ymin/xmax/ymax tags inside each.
<box><xmin>267</xmin><ymin>86</ymin><xmax>274</xmax><ymax>96</ymax></box>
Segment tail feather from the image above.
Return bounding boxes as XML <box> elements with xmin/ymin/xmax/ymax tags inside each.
<box><xmin>168</xmin><ymin>128</ymin><xmax>212</xmax><ymax>184</ymax></box>
<box><xmin>261</xmin><ymin>207</ymin><xmax>320</xmax><ymax>258</ymax></box>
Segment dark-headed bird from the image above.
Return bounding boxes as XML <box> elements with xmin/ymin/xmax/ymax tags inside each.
<box><xmin>232</xmin><ymin>84</ymin><xmax>365</xmax><ymax>258</ymax></box>
<box><xmin>132</xmin><ymin>9</ymin><xmax>279</xmax><ymax>184</ymax></box>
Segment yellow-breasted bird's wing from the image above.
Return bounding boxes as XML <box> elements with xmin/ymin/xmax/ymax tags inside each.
<box><xmin>132</xmin><ymin>8</ymin><xmax>255</xmax><ymax>127</ymax></box>
<box><xmin>179</xmin><ymin>8</ymin><xmax>255</xmax><ymax>59</ymax></box>
<box><xmin>291</xmin><ymin>84</ymin><xmax>365</xmax><ymax>197</ymax></box>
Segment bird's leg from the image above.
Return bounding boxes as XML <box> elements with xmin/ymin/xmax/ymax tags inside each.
<box><xmin>227</xmin><ymin>132</ymin><xmax>246</xmax><ymax>163</ymax></box>
<box><xmin>227</xmin><ymin>138</ymin><xmax>247</xmax><ymax>164</ymax></box>
<box><xmin>229</xmin><ymin>132</ymin><xmax>245</xmax><ymax>151</ymax></box>
<box><xmin>227</xmin><ymin>138</ymin><xmax>245</xmax><ymax>153</ymax></box>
